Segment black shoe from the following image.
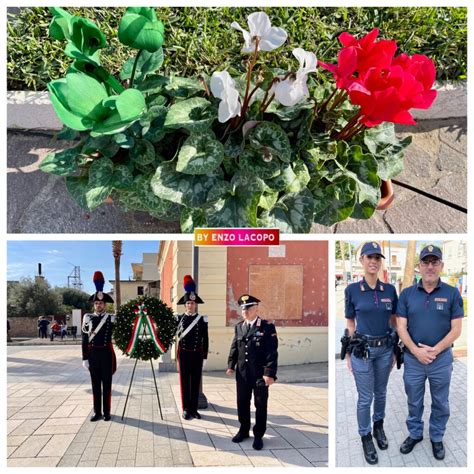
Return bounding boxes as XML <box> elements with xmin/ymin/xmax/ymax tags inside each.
<box><xmin>232</xmin><ymin>431</ymin><xmax>250</xmax><ymax>443</ymax></box>
<box><xmin>90</xmin><ymin>413</ymin><xmax>102</xmax><ymax>422</ymax></box>
<box><xmin>103</xmin><ymin>414</ymin><xmax>111</xmax><ymax>421</ymax></box>
<box><xmin>361</xmin><ymin>433</ymin><xmax>378</xmax><ymax>465</ymax></box>
<box><xmin>193</xmin><ymin>411</ymin><xmax>202</xmax><ymax>419</ymax></box>
<box><xmin>373</xmin><ymin>420</ymin><xmax>388</xmax><ymax>450</ymax></box>
<box><xmin>252</xmin><ymin>437</ymin><xmax>264</xmax><ymax>450</ymax></box>
<box><xmin>182</xmin><ymin>410</ymin><xmax>191</xmax><ymax>420</ymax></box>
<box><xmin>400</xmin><ymin>436</ymin><xmax>423</xmax><ymax>454</ymax></box>
<box><xmin>431</xmin><ymin>441</ymin><xmax>445</xmax><ymax>460</ymax></box>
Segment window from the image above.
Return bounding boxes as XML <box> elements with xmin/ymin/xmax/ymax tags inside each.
<box><xmin>137</xmin><ymin>286</ymin><xmax>144</xmax><ymax>295</ymax></box>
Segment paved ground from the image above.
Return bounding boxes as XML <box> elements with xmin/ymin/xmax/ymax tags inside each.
<box><xmin>7</xmin><ymin>346</ymin><xmax>328</xmax><ymax>467</ymax></box>
<box><xmin>335</xmin><ymin>356</ymin><xmax>467</xmax><ymax>467</ymax></box>
<box><xmin>7</xmin><ymin>117</ymin><xmax>466</xmax><ymax>234</ymax></box>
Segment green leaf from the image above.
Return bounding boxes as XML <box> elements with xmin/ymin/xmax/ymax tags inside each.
<box><xmin>66</xmin><ymin>176</ymin><xmax>112</xmax><ymax>211</ymax></box>
<box><xmin>120</xmin><ymin>48</ymin><xmax>164</xmax><ymax>83</ymax></box>
<box><xmin>271</xmin><ymin>100</ymin><xmax>314</xmax><ymax>121</ymax></box>
<box><xmin>258</xmin><ymin>188</ymin><xmax>315</xmax><ymax>233</ymax></box>
<box><xmin>363</xmin><ymin>122</ymin><xmax>412</xmax><ymax>180</ymax></box>
<box><xmin>239</xmin><ymin>147</ymin><xmax>281</xmax><ymax>179</ymax></box>
<box><xmin>164</xmin><ymin>76</ymin><xmax>205</xmax><ymax>98</ymax></box>
<box><xmin>176</xmin><ymin>132</ymin><xmax>224</xmax><ymax>175</ymax></box>
<box><xmin>180</xmin><ymin>207</ymin><xmax>207</xmax><ymax>233</ymax></box>
<box><xmin>111</xmin><ymin>165</ymin><xmax>134</xmax><ymax>190</ymax></box>
<box><xmin>129</xmin><ymin>139</ymin><xmax>155</xmax><ymax>166</ymax></box>
<box><xmin>151</xmin><ymin>161</ymin><xmax>223</xmax><ymax>208</ymax></box>
<box><xmin>83</xmin><ymin>135</ymin><xmax>120</xmax><ymax>158</ymax></box>
<box><xmin>39</xmin><ymin>147</ymin><xmax>80</xmax><ymax>176</ymax></box>
<box><xmin>164</xmin><ymin>97</ymin><xmax>215</xmax><ymax>131</ymax></box>
<box><xmin>141</xmin><ymin>105</ymin><xmax>168</xmax><ymax>142</ymax></box>
<box><xmin>132</xmin><ymin>174</ymin><xmax>179</xmax><ymax>218</ymax></box>
<box><xmin>267</xmin><ymin>160</ymin><xmax>310</xmax><ymax>193</ymax></box>
<box><xmin>88</xmin><ymin>157</ymin><xmax>114</xmax><ymax>187</ymax></box>
<box><xmin>247</xmin><ymin>122</ymin><xmax>291</xmax><ymax>163</ymax></box>
<box><xmin>312</xmin><ymin>179</ymin><xmax>356</xmax><ymax>226</ymax></box>
<box><xmin>258</xmin><ymin>190</ymin><xmax>279</xmax><ymax>210</ymax></box>
<box><xmin>206</xmin><ymin>172</ymin><xmax>265</xmax><ymax>227</ymax></box>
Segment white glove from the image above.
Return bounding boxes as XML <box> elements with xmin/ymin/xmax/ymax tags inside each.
<box><xmin>203</xmin><ymin>359</ymin><xmax>207</xmax><ymax>368</ymax></box>
<box><xmin>82</xmin><ymin>360</ymin><xmax>89</xmax><ymax>370</ymax></box>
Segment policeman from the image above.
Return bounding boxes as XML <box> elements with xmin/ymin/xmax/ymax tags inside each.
<box><xmin>344</xmin><ymin>242</ymin><xmax>398</xmax><ymax>464</ymax></box>
<box><xmin>397</xmin><ymin>245</ymin><xmax>463</xmax><ymax>461</ymax></box>
<box><xmin>226</xmin><ymin>294</ymin><xmax>278</xmax><ymax>451</ymax></box>
<box><xmin>82</xmin><ymin>271</ymin><xmax>116</xmax><ymax>422</ymax></box>
<box><xmin>176</xmin><ymin>275</ymin><xmax>209</xmax><ymax>420</ymax></box>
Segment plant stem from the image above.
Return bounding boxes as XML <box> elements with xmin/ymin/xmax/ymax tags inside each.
<box><xmin>328</xmin><ymin>90</ymin><xmax>347</xmax><ymax>112</ymax></box>
<box><xmin>260</xmin><ymin>93</ymin><xmax>275</xmax><ymax>114</ymax></box>
<box><xmin>332</xmin><ymin>110</ymin><xmax>362</xmax><ymax>140</ymax></box>
<box><xmin>130</xmin><ymin>50</ymin><xmax>143</xmax><ymax>88</ymax></box>
<box><xmin>317</xmin><ymin>87</ymin><xmax>338</xmax><ymax>115</ymax></box>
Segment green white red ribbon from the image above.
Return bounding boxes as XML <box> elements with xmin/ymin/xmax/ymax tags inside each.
<box><xmin>126</xmin><ymin>304</ymin><xmax>167</xmax><ymax>356</ymax></box>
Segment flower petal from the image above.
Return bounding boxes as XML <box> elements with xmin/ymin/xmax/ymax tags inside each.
<box><xmin>259</xmin><ymin>26</ymin><xmax>287</xmax><ymax>51</ymax></box>
<box><xmin>293</xmin><ymin>48</ymin><xmax>317</xmax><ymax>75</ymax></box>
<box><xmin>247</xmin><ymin>12</ymin><xmax>271</xmax><ymax>37</ymax></box>
<box><xmin>231</xmin><ymin>21</ymin><xmax>253</xmax><ymax>53</ymax></box>
<box><xmin>274</xmin><ymin>78</ymin><xmax>307</xmax><ymax>107</ymax></box>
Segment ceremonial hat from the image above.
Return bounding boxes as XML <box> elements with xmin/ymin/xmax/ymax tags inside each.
<box><xmin>238</xmin><ymin>294</ymin><xmax>261</xmax><ymax>308</ymax></box>
<box><xmin>361</xmin><ymin>241</ymin><xmax>385</xmax><ymax>258</ymax></box>
<box><xmin>89</xmin><ymin>271</ymin><xmax>114</xmax><ymax>303</ymax></box>
<box><xmin>177</xmin><ymin>275</ymin><xmax>204</xmax><ymax>305</ymax></box>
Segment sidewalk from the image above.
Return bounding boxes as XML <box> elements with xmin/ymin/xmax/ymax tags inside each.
<box><xmin>7</xmin><ymin>117</ymin><xmax>467</xmax><ymax>234</ymax></box>
<box><xmin>335</xmin><ymin>357</ymin><xmax>467</xmax><ymax>467</ymax></box>
<box><xmin>7</xmin><ymin>345</ymin><xmax>328</xmax><ymax>467</ymax></box>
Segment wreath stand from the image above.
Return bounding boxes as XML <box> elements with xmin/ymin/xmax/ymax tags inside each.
<box><xmin>121</xmin><ymin>322</ymin><xmax>164</xmax><ymax>421</ymax></box>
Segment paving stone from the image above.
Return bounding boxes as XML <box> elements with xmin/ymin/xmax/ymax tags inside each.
<box><xmin>38</xmin><ymin>434</ymin><xmax>76</xmax><ymax>457</ymax></box>
<box><xmin>8</xmin><ymin>457</ymin><xmax>61</xmax><ymax>467</ymax></box>
<box><xmin>270</xmin><ymin>448</ymin><xmax>313</xmax><ymax>467</ymax></box>
<box><xmin>9</xmin><ymin>434</ymin><xmax>51</xmax><ymax>458</ymax></box>
<box><xmin>57</xmin><ymin>454</ymin><xmax>81</xmax><ymax>467</ymax></box>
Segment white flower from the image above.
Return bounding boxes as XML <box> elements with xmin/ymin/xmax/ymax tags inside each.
<box><xmin>274</xmin><ymin>48</ymin><xmax>318</xmax><ymax>107</ymax></box>
<box><xmin>210</xmin><ymin>71</ymin><xmax>242</xmax><ymax>123</ymax></box>
<box><xmin>231</xmin><ymin>12</ymin><xmax>287</xmax><ymax>54</ymax></box>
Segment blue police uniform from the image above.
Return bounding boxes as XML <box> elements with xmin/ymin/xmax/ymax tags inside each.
<box><xmin>397</xmin><ymin>279</ymin><xmax>464</xmax><ymax>442</ymax></box>
<box><xmin>345</xmin><ymin>278</ymin><xmax>399</xmax><ymax>436</ymax></box>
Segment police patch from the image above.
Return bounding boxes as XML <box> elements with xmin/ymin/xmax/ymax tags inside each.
<box><xmin>436</xmin><ymin>303</ymin><xmax>444</xmax><ymax>310</ymax></box>
<box><xmin>428</xmin><ymin>245</ymin><xmax>433</xmax><ymax>252</ymax></box>
<box><xmin>434</xmin><ymin>298</ymin><xmax>448</xmax><ymax>302</ymax></box>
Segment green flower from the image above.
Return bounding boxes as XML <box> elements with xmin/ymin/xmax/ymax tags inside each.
<box><xmin>48</xmin><ymin>71</ymin><xmax>146</xmax><ymax>136</ymax></box>
<box><xmin>49</xmin><ymin>7</ymin><xmax>106</xmax><ymax>63</ymax></box>
<box><xmin>118</xmin><ymin>7</ymin><xmax>164</xmax><ymax>53</ymax></box>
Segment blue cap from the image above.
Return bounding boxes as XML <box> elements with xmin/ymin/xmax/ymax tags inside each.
<box><xmin>361</xmin><ymin>241</ymin><xmax>385</xmax><ymax>258</ymax></box>
<box><xmin>420</xmin><ymin>245</ymin><xmax>442</xmax><ymax>260</ymax></box>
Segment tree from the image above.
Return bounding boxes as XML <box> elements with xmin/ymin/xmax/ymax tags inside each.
<box><xmin>112</xmin><ymin>240</ymin><xmax>122</xmax><ymax>310</ymax></box>
<box><xmin>402</xmin><ymin>241</ymin><xmax>417</xmax><ymax>290</ymax></box>
<box><xmin>7</xmin><ymin>277</ymin><xmax>62</xmax><ymax>317</ymax></box>
<box><xmin>336</xmin><ymin>241</ymin><xmax>355</xmax><ymax>260</ymax></box>
<box><xmin>55</xmin><ymin>287</ymin><xmax>92</xmax><ymax>311</ymax></box>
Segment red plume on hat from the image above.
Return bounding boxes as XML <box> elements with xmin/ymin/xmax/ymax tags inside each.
<box><xmin>93</xmin><ymin>271</ymin><xmax>105</xmax><ymax>293</ymax></box>
<box><xmin>183</xmin><ymin>275</ymin><xmax>196</xmax><ymax>292</ymax></box>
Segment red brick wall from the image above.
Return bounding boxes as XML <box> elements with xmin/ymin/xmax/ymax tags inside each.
<box><xmin>160</xmin><ymin>242</ymin><xmax>174</xmax><ymax>307</ymax></box>
<box><xmin>226</xmin><ymin>242</ymin><xmax>328</xmax><ymax>327</ymax></box>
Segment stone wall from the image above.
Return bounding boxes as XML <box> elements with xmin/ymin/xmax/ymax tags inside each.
<box><xmin>8</xmin><ymin>317</ymin><xmax>40</xmax><ymax>338</ymax></box>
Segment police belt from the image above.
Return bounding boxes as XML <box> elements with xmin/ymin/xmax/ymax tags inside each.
<box><xmin>354</xmin><ymin>332</ymin><xmax>392</xmax><ymax>348</ymax></box>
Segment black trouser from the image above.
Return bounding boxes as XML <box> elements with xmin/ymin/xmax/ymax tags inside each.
<box><xmin>88</xmin><ymin>347</ymin><xmax>113</xmax><ymax>416</ymax></box>
<box><xmin>236</xmin><ymin>374</ymin><xmax>269</xmax><ymax>438</ymax></box>
<box><xmin>40</xmin><ymin>328</ymin><xmax>47</xmax><ymax>339</ymax></box>
<box><xmin>178</xmin><ymin>348</ymin><xmax>203</xmax><ymax>414</ymax></box>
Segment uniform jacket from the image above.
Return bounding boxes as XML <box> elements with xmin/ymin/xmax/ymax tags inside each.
<box><xmin>82</xmin><ymin>312</ymin><xmax>115</xmax><ymax>360</ymax></box>
<box><xmin>177</xmin><ymin>313</ymin><xmax>209</xmax><ymax>358</ymax></box>
<box><xmin>228</xmin><ymin>317</ymin><xmax>278</xmax><ymax>382</ymax></box>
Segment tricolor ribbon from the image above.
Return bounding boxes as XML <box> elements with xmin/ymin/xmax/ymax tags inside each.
<box><xmin>126</xmin><ymin>304</ymin><xmax>167</xmax><ymax>356</ymax></box>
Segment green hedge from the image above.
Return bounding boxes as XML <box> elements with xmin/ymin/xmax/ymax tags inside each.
<box><xmin>7</xmin><ymin>6</ymin><xmax>467</xmax><ymax>91</ymax></box>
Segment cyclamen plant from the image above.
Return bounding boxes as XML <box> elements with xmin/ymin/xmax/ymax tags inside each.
<box><xmin>41</xmin><ymin>8</ymin><xmax>437</xmax><ymax>232</ymax></box>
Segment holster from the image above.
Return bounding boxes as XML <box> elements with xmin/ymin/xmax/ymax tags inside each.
<box><xmin>340</xmin><ymin>329</ymin><xmax>351</xmax><ymax>360</ymax></box>
<box><xmin>348</xmin><ymin>335</ymin><xmax>369</xmax><ymax>359</ymax></box>
<box><xmin>394</xmin><ymin>341</ymin><xmax>404</xmax><ymax>369</ymax></box>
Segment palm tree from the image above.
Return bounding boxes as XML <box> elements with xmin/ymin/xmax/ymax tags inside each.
<box><xmin>112</xmin><ymin>240</ymin><xmax>122</xmax><ymax>310</ymax></box>
<box><xmin>402</xmin><ymin>241</ymin><xmax>417</xmax><ymax>290</ymax></box>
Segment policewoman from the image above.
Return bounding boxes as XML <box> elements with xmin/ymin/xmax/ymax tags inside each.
<box><xmin>344</xmin><ymin>242</ymin><xmax>398</xmax><ymax>464</ymax></box>
<box><xmin>82</xmin><ymin>272</ymin><xmax>116</xmax><ymax>422</ymax></box>
<box><xmin>397</xmin><ymin>245</ymin><xmax>463</xmax><ymax>461</ymax></box>
<box><xmin>176</xmin><ymin>275</ymin><xmax>209</xmax><ymax>420</ymax></box>
<box><xmin>226</xmin><ymin>294</ymin><xmax>278</xmax><ymax>451</ymax></box>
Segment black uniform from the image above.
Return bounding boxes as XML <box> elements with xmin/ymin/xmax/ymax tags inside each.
<box><xmin>177</xmin><ymin>313</ymin><xmax>209</xmax><ymax>415</ymax></box>
<box><xmin>82</xmin><ymin>312</ymin><xmax>116</xmax><ymax>417</ymax></box>
<box><xmin>228</xmin><ymin>317</ymin><xmax>278</xmax><ymax>438</ymax></box>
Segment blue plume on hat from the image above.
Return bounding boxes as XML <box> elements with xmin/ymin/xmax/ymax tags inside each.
<box><xmin>183</xmin><ymin>275</ymin><xmax>196</xmax><ymax>292</ymax></box>
<box><xmin>93</xmin><ymin>271</ymin><xmax>105</xmax><ymax>292</ymax></box>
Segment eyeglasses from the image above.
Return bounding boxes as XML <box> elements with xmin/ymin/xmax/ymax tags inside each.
<box><xmin>420</xmin><ymin>259</ymin><xmax>441</xmax><ymax>267</ymax></box>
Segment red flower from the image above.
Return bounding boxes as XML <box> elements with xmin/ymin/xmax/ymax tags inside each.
<box><xmin>349</xmin><ymin>54</ymin><xmax>437</xmax><ymax>127</ymax></box>
<box><xmin>319</xmin><ymin>28</ymin><xmax>397</xmax><ymax>90</ymax></box>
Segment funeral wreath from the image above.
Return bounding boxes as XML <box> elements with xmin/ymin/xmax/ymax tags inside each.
<box><xmin>41</xmin><ymin>8</ymin><xmax>436</xmax><ymax>232</ymax></box>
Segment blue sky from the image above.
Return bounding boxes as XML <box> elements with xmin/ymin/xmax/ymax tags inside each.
<box><xmin>7</xmin><ymin>241</ymin><xmax>161</xmax><ymax>294</ymax></box>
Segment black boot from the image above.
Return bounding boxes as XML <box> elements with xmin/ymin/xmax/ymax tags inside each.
<box><xmin>361</xmin><ymin>433</ymin><xmax>378</xmax><ymax>465</ymax></box>
<box><xmin>373</xmin><ymin>420</ymin><xmax>388</xmax><ymax>450</ymax></box>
